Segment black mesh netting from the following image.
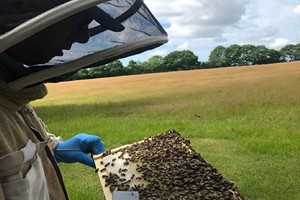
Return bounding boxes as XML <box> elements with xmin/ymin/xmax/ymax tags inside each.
<box><xmin>44</xmin><ymin>0</ymin><xmax>167</xmax><ymax>66</ymax></box>
<box><xmin>1</xmin><ymin>0</ymin><xmax>168</xmax><ymax>86</ymax></box>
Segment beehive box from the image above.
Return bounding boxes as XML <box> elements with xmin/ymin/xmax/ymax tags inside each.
<box><xmin>93</xmin><ymin>130</ymin><xmax>244</xmax><ymax>200</ymax></box>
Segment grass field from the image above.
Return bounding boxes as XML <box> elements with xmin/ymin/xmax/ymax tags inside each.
<box><xmin>32</xmin><ymin>61</ymin><xmax>300</xmax><ymax>200</ymax></box>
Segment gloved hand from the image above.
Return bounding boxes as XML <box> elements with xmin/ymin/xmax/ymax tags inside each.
<box><xmin>54</xmin><ymin>133</ymin><xmax>105</xmax><ymax>168</ymax></box>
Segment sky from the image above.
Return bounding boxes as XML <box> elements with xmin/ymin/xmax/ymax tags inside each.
<box><xmin>121</xmin><ymin>0</ymin><xmax>300</xmax><ymax>64</ymax></box>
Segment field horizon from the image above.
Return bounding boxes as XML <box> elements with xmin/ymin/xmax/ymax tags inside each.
<box><xmin>33</xmin><ymin>61</ymin><xmax>300</xmax><ymax>200</ymax></box>
<box><xmin>34</xmin><ymin>61</ymin><xmax>300</xmax><ymax>107</ymax></box>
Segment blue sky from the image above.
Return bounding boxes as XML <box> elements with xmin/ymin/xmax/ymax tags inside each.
<box><xmin>121</xmin><ymin>0</ymin><xmax>300</xmax><ymax>65</ymax></box>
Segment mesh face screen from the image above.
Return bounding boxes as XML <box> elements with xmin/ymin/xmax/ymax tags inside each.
<box><xmin>36</xmin><ymin>0</ymin><xmax>167</xmax><ymax>66</ymax></box>
<box><xmin>1</xmin><ymin>0</ymin><xmax>168</xmax><ymax>87</ymax></box>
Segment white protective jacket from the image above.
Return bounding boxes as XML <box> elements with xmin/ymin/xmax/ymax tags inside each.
<box><xmin>0</xmin><ymin>75</ymin><xmax>68</xmax><ymax>200</ymax></box>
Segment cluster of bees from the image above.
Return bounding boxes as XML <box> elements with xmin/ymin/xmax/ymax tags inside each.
<box><xmin>96</xmin><ymin>129</ymin><xmax>244</xmax><ymax>200</ymax></box>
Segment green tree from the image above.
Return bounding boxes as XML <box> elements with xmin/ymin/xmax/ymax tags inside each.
<box><xmin>66</xmin><ymin>68</ymin><xmax>90</xmax><ymax>80</ymax></box>
<box><xmin>239</xmin><ymin>44</ymin><xmax>281</xmax><ymax>65</ymax></box>
<box><xmin>163</xmin><ymin>50</ymin><xmax>199</xmax><ymax>71</ymax></box>
<box><xmin>225</xmin><ymin>44</ymin><xmax>242</xmax><ymax>66</ymax></box>
<box><xmin>209</xmin><ymin>44</ymin><xmax>282</xmax><ymax>67</ymax></box>
<box><xmin>267</xmin><ymin>49</ymin><xmax>282</xmax><ymax>63</ymax></box>
<box><xmin>88</xmin><ymin>65</ymin><xmax>109</xmax><ymax>78</ymax></box>
<box><xmin>106</xmin><ymin>60</ymin><xmax>124</xmax><ymax>76</ymax></box>
<box><xmin>280</xmin><ymin>44</ymin><xmax>300</xmax><ymax>61</ymax></box>
<box><xmin>126</xmin><ymin>60</ymin><xmax>143</xmax><ymax>74</ymax></box>
<box><xmin>240</xmin><ymin>44</ymin><xmax>257</xmax><ymax>65</ymax></box>
<box><xmin>146</xmin><ymin>55</ymin><xmax>164</xmax><ymax>72</ymax></box>
<box><xmin>253</xmin><ymin>45</ymin><xmax>281</xmax><ymax>64</ymax></box>
<box><xmin>208</xmin><ymin>45</ymin><xmax>227</xmax><ymax>67</ymax></box>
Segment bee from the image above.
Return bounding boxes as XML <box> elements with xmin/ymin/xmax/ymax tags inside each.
<box><xmin>123</xmin><ymin>161</ymin><xmax>129</xmax><ymax>166</ymax></box>
<box><xmin>109</xmin><ymin>186</ymin><xmax>115</xmax><ymax>192</ymax></box>
<box><xmin>104</xmin><ymin>162</ymin><xmax>110</xmax><ymax>167</ymax></box>
<box><xmin>123</xmin><ymin>180</ymin><xmax>131</xmax><ymax>185</ymax></box>
<box><xmin>100</xmin><ymin>168</ymin><xmax>106</xmax><ymax>172</ymax></box>
<box><xmin>118</xmin><ymin>151</ymin><xmax>125</xmax><ymax>159</ymax></box>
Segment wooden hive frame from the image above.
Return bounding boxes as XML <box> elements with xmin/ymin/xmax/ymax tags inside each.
<box><xmin>93</xmin><ymin>130</ymin><xmax>244</xmax><ymax>200</ymax></box>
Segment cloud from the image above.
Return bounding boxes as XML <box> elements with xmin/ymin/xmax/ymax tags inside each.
<box><xmin>270</xmin><ymin>38</ymin><xmax>289</xmax><ymax>49</ymax></box>
<box><xmin>220</xmin><ymin>0</ymin><xmax>298</xmax><ymax>46</ymax></box>
<box><xmin>145</xmin><ymin>0</ymin><xmax>250</xmax><ymax>41</ymax></box>
<box><xmin>137</xmin><ymin>0</ymin><xmax>300</xmax><ymax>63</ymax></box>
<box><xmin>148</xmin><ymin>49</ymin><xmax>168</xmax><ymax>57</ymax></box>
<box><xmin>176</xmin><ymin>42</ymin><xmax>189</xmax><ymax>50</ymax></box>
<box><xmin>260</xmin><ymin>26</ymin><xmax>279</xmax><ymax>38</ymax></box>
<box><xmin>294</xmin><ymin>5</ymin><xmax>300</xmax><ymax>15</ymax></box>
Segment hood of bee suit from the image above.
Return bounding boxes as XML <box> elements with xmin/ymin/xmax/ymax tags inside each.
<box><xmin>0</xmin><ymin>0</ymin><xmax>168</xmax><ymax>90</ymax></box>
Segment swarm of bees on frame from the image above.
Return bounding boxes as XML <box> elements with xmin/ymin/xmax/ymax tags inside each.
<box><xmin>96</xmin><ymin>129</ymin><xmax>245</xmax><ymax>200</ymax></box>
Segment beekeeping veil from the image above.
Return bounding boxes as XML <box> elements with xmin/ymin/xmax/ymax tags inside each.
<box><xmin>0</xmin><ymin>0</ymin><xmax>168</xmax><ymax>90</ymax></box>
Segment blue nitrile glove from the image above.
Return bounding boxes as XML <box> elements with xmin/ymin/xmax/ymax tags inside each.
<box><xmin>54</xmin><ymin>133</ymin><xmax>105</xmax><ymax>168</ymax></box>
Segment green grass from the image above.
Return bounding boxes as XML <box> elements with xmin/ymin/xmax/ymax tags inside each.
<box><xmin>32</xmin><ymin>63</ymin><xmax>300</xmax><ymax>200</ymax></box>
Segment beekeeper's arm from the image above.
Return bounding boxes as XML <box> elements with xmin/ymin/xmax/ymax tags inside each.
<box><xmin>44</xmin><ymin>121</ymin><xmax>105</xmax><ymax>168</ymax></box>
<box><xmin>53</xmin><ymin>133</ymin><xmax>105</xmax><ymax>168</ymax></box>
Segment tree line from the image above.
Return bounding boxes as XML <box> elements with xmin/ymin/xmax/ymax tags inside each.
<box><xmin>67</xmin><ymin>43</ymin><xmax>300</xmax><ymax>80</ymax></box>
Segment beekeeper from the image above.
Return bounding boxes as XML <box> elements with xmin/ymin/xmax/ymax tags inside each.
<box><xmin>0</xmin><ymin>0</ymin><xmax>168</xmax><ymax>199</ymax></box>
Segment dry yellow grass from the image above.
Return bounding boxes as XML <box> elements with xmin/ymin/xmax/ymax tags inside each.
<box><xmin>34</xmin><ymin>61</ymin><xmax>300</xmax><ymax>106</ymax></box>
